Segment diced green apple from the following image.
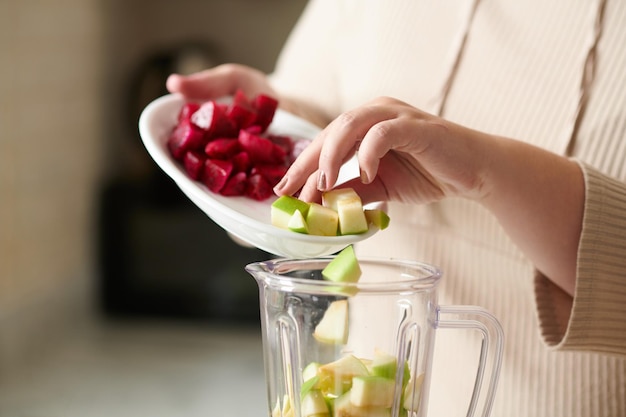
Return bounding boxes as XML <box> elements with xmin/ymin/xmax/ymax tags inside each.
<box><xmin>322</xmin><ymin>245</ymin><xmax>362</xmax><ymax>284</ymax></box>
<box><xmin>306</xmin><ymin>202</ymin><xmax>339</xmax><ymax>236</ymax></box>
<box><xmin>334</xmin><ymin>391</ymin><xmax>392</xmax><ymax>417</ymax></box>
<box><xmin>336</xmin><ymin>198</ymin><xmax>369</xmax><ymax>235</ymax></box>
<box><xmin>317</xmin><ymin>354</ymin><xmax>370</xmax><ymax>397</ymax></box>
<box><xmin>273</xmin><ymin>395</ymin><xmax>295</xmax><ymax>417</ymax></box>
<box><xmin>323</xmin><ymin>188</ymin><xmax>369</xmax><ymax>235</ymax></box>
<box><xmin>301</xmin><ymin>389</ymin><xmax>330</xmax><ymax>417</ymax></box>
<box><xmin>271</xmin><ymin>195</ymin><xmax>311</xmax><ymax>230</ymax></box>
<box><xmin>301</xmin><ymin>375</ymin><xmax>321</xmax><ymax>400</ymax></box>
<box><xmin>303</xmin><ymin>362</ymin><xmax>322</xmax><ymax>383</ymax></box>
<box><xmin>350</xmin><ymin>376</ymin><xmax>396</xmax><ymax>408</ymax></box>
<box><xmin>364</xmin><ymin>209</ymin><xmax>390</xmax><ymax>230</ymax></box>
<box><xmin>301</xmin><ymin>362</ymin><xmax>322</xmax><ymax>399</ymax></box>
<box><xmin>288</xmin><ymin>209</ymin><xmax>309</xmax><ymax>234</ymax></box>
<box><xmin>322</xmin><ymin>188</ymin><xmax>361</xmax><ymax>211</ymax></box>
<box><xmin>370</xmin><ymin>350</ymin><xmax>410</xmax><ymax>385</ymax></box>
<box><xmin>403</xmin><ymin>373</ymin><xmax>425</xmax><ymax>412</ymax></box>
<box><xmin>313</xmin><ymin>299</ymin><xmax>349</xmax><ymax>344</ymax></box>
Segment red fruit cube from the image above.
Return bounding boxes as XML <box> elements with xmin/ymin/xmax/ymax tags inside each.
<box><xmin>220</xmin><ymin>171</ymin><xmax>248</xmax><ymax>196</ymax></box>
<box><xmin>251</xmin><ymin>164</ymin><xmax>288</xmax><ymax>187</ymax></box>
<box><xmin>252</xmin><ymin>94</ymin><xmax>278</xmax><ymax>132</ymax></box>
<box><xmin>205</xmin><ymin>138</ymin><xmax>241</xmax><ymax>160</ymax></box>
<box><xmin>238</xmin><ymin>130</ymin><xmax>286</xmax><ymax>165</ymax></box>
<box><xmin>183</xmin><ymin>150</ymin><xmax>206</xmax><ymax>180</ymax></box>
<box><xmin>245</xmin><ymin>173</ymin><xmax>273</xmax><ymax>201</ymax></box>
<box><xmin>227</xmin><ymin>102</ymin><xmax>256</xmax><ymax>130</ymax></box>
<box><xmin>167</xmin><ymin>120</ymin><xmax>206</xmax><ymax>160</ymax></box>
<box><xmin>226</xmin><ymin>90</ymin><xmax>256</xmax><ymax>130</ymax></box>
<box><xmin>267</xmin><ymin>134</ymin><xmax>295</xmax><ymax>161</ymax></box>
<box><xmin>202</xmin><ymin>159</ymin><xmax>234</xmax><ymax>193</ymax></box>
<box><xmin>191</xmin><ymin>101</ymin><xmax>237</xmax><ymax>140</ymax></box>
<box><xmin>244</xmin><ymin>125</ymin><xmax>263</xmax><ymax>135</ymax></box>
<box><xmin>178</xmin><ymin>102</ymin><xmax>200</xmax><ymax>122</ymax></box>
<box><xmin>232</xmin><ymin>89</ymin><xmax>251</xmax><ymax>107</ymax></box>
<box><xmin>232</xmin><ymin>151</ymin><xmax>251</xmax><ymax>173</ymax></box>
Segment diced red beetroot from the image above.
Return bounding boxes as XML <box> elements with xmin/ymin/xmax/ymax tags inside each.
<box><xmin>232</xmin><ymin>151</ymin><xmax>251</xmax><ymax>173</ymax></box>
<box><xmin>220</xmin><ymin>171</ymin><xmax>248</xmax><ymax>196</ymax></box>
<box><xmin>244</xmin><ymin>125</ymin><xmax>263</xmax><ymax>135</ymax></box>
<box><xmin>191</xmin><ymin>101</ymin><xmax>237</xmax><ymax>140</ymax></box>
<box><xmin>267</xmin><ymin>134</ymin><xmax>295</xmax><ymax>159</ymax></box>
<box><xmin>178</xmin><ymin>102</ymin><xmax>200</xmax><ymax>122</ymax></box>
<box><xmin>167</xmin><ymin>120</ymin><xmax>206</xmax><ymax>160</ymax></box>
<box><xmin>252</xmin><ymin>94</ymin><xmax>278</xmax><ymax>132</ymax></box>
<box><xmin>226</xmin><ymin>90</ymin><xmax>256</xmax><ymax>130</ymax></box>
<box><xmin>232</xmin><ymin>89</ymin><xmax>250</xmax><ymax>107</ymax></box>
<box><xmin>202</xmin><ymin>159</ymin><xmax>234</xmax><ymax>193</ymax></box>
<box><xmin>227</xmin><ymin>103</ymin><xmax>256</xmax><ymax>130</ymax></box>
<box><xmin>245</xmin><ymin>173</ymin><xmax>273</xmax><ymax>201</ymax></box>
<box><xmin>251</xmin><ymin>164</ymin><xmax>288</xmax><ymax>187</ymax></box>
<box><xmin>183</xmin><ymin>150</ymin><xmax>206</xmax><ymax>180</ymax></box>
<box><xmin>168</xmin><ymin>95</ymin><xmax>298</xmax><ymax>202</ymax></box>
<box><xmin>205</xmin><ymin>138</ymin><xmax>241</xmax><ymax>160</ymax></box>
<box><xmin>238</xmin><ymin>130</ymin><xmax>286</xmax><ymax>165</ymax></box>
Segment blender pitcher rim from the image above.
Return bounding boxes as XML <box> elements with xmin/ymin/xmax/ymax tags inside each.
<box><xmin>244</xmin><ymin>256</ymin><xmax>442</xmax><ymax>293</ymax></box>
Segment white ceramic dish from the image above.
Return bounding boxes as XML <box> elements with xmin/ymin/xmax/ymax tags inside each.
<box><xmin>138</xmin><ymin>93</ymin><xmax>380</xmax><ymax>258</ymax></box>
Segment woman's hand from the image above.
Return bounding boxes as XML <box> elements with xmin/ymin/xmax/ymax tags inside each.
<box><xmin>274</xmin><ymin>96</ymin><xmax>584</xmax><ymax>296</ymax></box>
<box><xmin>274</xmin><ymin>96</ymin><xmax>495</xmax><ymax>205</ymax></box>
<box><xmin>166</xmin><ymin>63</ymin><xmax>278</xmax><ymax>102</ymax></box>
<box><xmin>166</xmin><ymin>63</ymin><xmax>331</xmax><ymax>127</ymax></box>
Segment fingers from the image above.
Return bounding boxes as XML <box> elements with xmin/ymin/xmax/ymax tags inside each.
<box><xmin>275</xmin><ymin>98</ymin><xmax>406</xmax><ymax>198</ymax></box>
<box><xmin>166</xmin><ymin>64</ymin><xmax>274</xmax><ymax>101</ymax></box>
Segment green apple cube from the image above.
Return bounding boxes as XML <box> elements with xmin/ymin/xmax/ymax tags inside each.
<box><xmin>271</xmin><ymin>195</ymin><xmax>311</xmax><ymax>230</ymax></box>
<box><xmin>273</xmin><ymin>395</ymin><xmax>295</xmax><ymax>417</ymax></box>
<box><xmin>288</xmin><ymin>209</ymin><xmax>309</xmax><ymax>234</ymax></box>
<box><xmin>336</xmin><ymin>198</ymin><xmax>369</xmax><ymax>235</ymax></box>
<box><xmin>403</xmin><ymin>373</ymin><xmax>425</xmax><ymax>412</ymax></box>
<box><xmin>272</xmin><ymin>398</ymin><xmax>281</xmax><ymax>417</ymax></box>
<box><xmin>370</xmin><ymin>350</ymin><xmax>410</xmax><ymax>386</ymax></box>
<box><xmin>317</xmin><ymin>354</ymin><xmax>370</xmax><ymax>397</ymax></box>
<box><xmin>322</xmin><ymin>188</ymin><xmax>361</xmax><ymax>211</ymax></box>
<box><xmin>350</xmin><ymin>376</ymin><xmax>396</xmax><ymax>408</ymax></box>
<box><xmin>364</xmin><ymin>209</ymin><xmax>390</xmax><ymax>230</ymax></box>
<box><xmin>322</xmin><ymin>188</ymin><xmax>368</xmax><ymax>235</ymax></box>
<box><xmin>306</xmin><ymin>202</ymin><xmax>339</xmax><ymax>236</ymax></box>
<box><xmin>300</xmin><ymin>375</ymin><xmax>321</xmax><ymax>400</ymax></box>
<box><xmin>301</xmin><ymin>389</ymin><xmax>330</xmax><ymax>417</ymax></box>
<box><xmin>303</xmin><ymin>361</ymin><xmax>322</xmax><ymax>383</ymax></box>
<box><xmin>313</xmin><ymin>299</ymin><xmax>349</xmax><ymax>344</ymax></box>
<box><xmin>322</xmin><ymin>245</ymin><xmax>362</xmax><ymax>283</ymax></box>
<box><xmin>334</xmin><ymin>391</ymin><xmax>392</xmax><ymax>417</ymax></box>
<box><xmin>301</xmin><ymin>362</ymin><xmax>322</xmax><ymax>399</ymax></box>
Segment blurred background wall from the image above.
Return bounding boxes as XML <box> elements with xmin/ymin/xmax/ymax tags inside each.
<box><xmin>0</xmin><ymin>0</ymin><xmax>307</xmax><ymax>372</ymax></box>
<box><xmin>0</xmin><ymin>0</ymin><xmax>105</xmax><ymax>369</ymax></box>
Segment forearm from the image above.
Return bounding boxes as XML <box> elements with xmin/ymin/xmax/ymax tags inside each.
<box><xmin>479</xmin><ymin>136</ymin><xmax>585</xmax><ymax>296</ymax></box>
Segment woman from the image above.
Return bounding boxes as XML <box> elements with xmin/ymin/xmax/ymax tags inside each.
<box><xmin>167</xmin><ymin>0</ymin><xmax>626</xmax><ymax>415</ymax></box>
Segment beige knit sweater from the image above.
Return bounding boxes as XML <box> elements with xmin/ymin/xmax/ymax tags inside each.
<box><xmin>269</xmin><ymin>0</ymin><xmax>626</xmax><ymax>416</ymax></box>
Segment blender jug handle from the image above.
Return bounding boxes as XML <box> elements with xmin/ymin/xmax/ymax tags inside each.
<box><xmin>436</xmin><ymin>305</ymin><xmax>504</xmax><ymax>417</ymax></box>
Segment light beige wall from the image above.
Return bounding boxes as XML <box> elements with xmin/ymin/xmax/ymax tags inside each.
<box><xmin>0</xmin><ymin>0</ymin><xmax>105</xmax><ymax>367</ymax></box>
<box><xmin>0</xmin><ymin>0</ymin><xmax>106</xmax><ymax>367</ymax></box>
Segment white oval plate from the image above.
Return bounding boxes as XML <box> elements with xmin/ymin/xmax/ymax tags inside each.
<box><xmin>138</xmin><ymin>93</ymin><xmax>380</xmax><ymax>257</ymax></box>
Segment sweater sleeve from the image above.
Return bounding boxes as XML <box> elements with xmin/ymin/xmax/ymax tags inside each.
<box><xmin>534</xmin><ymin>161</ymin><xmax>626</xmax><ymax>356</ymax></box>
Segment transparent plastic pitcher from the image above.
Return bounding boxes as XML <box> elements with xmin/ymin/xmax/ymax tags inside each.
<box><xmin>246</xmin><ymin>257</ymin><xmax>503</xmax><ymax>417</ymax></box>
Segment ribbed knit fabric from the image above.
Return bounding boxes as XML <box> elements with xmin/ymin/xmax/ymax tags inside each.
<box><xmin>269</xmin><ymin>0</ymin><xmax>626</xmax><ymax>416</ymax></box>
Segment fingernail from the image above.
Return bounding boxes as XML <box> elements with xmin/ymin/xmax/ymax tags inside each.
<box><xmin>360</xmin><ymin>168</ymin><xmax>369</xmax><ymax>184</ymax></box>
<box><xmin>317</xmin><ymin>171</ymin><xmax>327</xmax><ymax>191</ymax></box>
<box><xmin>274</xmin><ymin>176</ymin><xmax>288</xmax><ymax>193</ymax></box>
